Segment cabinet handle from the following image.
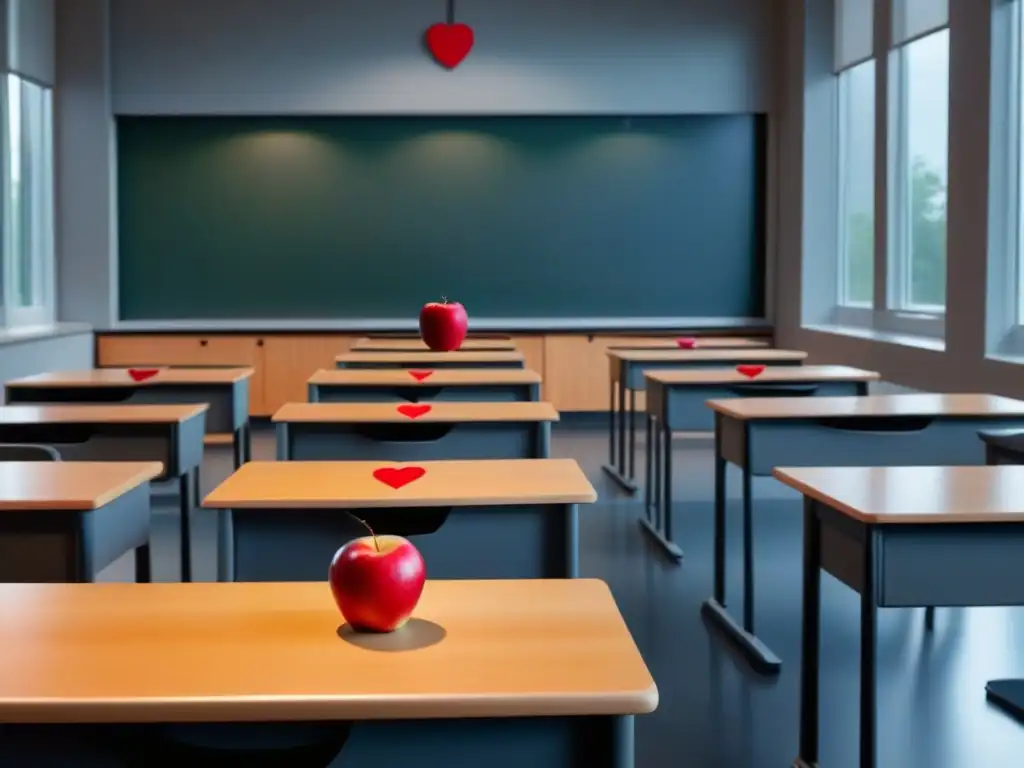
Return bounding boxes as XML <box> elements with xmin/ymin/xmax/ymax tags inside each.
<box><xmin>256</xmin><ymin>339</ymin><xmax>264</xmax><ymax>347</ymax></box>
<box><xmin>199</xmin><ymin>339</ymin><xmax>208</xmax><ymax>347</ymax></box>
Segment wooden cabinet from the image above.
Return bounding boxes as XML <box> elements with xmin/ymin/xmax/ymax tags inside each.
<box><xmin>543</xmin><ymin>335</ymin><xmax>652</xmax><ymax>412</ymax></box>
<box><xmin>97</xmin><ymin>330</ymin><xmax>736</xmax><ymax>415</ymax></box>
<box><xmin>260</xmin><ymin>335</ymin><xmax>353</xmax><ymax>415</ymax></box>
<box><xmin>97</xmin><ymin>334</ymin><xmax>269</xmax><ymax>415</ymax></box>
<box><xmin>507</xmin><ymin>335</ymin><xmax>546</xmax><ymax>397</ymax></box>
<box><xmin>543</xmin><ymin>335</ymin><xmax>607</xmax><ymax>412</ymax></box>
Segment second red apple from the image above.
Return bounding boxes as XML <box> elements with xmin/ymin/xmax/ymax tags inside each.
<box><xmin>329</xmin><ymin>534</ymin><xmax>426</xmax><ymax>633</ymax></box>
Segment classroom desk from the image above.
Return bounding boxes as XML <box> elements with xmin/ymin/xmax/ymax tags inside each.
<box><xmin>603</xmin><ymin>348</ymin><xmax>807</xmax><ymax>493</ymax></box>
<box><xmin>606</xmin><ymin>336</ymin><xmax>770</xmax><ymax>350</ymax></box>
<box><xmin>308</xmin><ymin>368</ymin><xmax>542</xmax><ymax>404</ymax></box>
<box><xmin>352</xmin><ymin>337</ymin><xmax>518</xmax><ymax>351</ymax></box>
<box><xmin>974</xmin><ymin>429</ymin><xmax>1024</xmax><ymax>724</ymax></box>
<box><xmin>273</xmin><ymin>402</ymin><xmax>559</xmax><ymax>461</ymax></box>
<box><xmin>0</xmin><ymin>404</ymin><xmax>208</xmax><ymax>583</ymax></box>
<box><xmin>640</xmin><ymin>365</ymin><xmax>878</xmax><ymax>560</ymax></box>
<box><xmin>4</xmin><ymin>368</ymin><xmax>253</xmax><ymax>468</ymax></box>
<box><xmin>0</xmin><ymin>579</ymin><xmax>655</xmax><ymax>768</ymax></box>
<box><xmin>203</xmin><ymin>459</ymin><xmax>596</xmax><ymax>583</ymax></box>
<box><xmin>774</xmin><ymin>465</ymin><xmax>1024</xmax><ymax>768</ymax></box>
<box><xmin>335</xmin><ymin>351</ymin><xmax>526</xmax><ymax>370</ymax></box>
<box><xmin>704</xmin><ymin>393</ymin><xmax>1024</xmax><ymax>676</ymax></box>
<box><xmin>0</xmin><ymin>461</ymin><xmax>161</xmax><ymax>582</ymax></box>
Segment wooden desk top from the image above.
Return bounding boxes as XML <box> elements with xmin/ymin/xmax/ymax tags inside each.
<box><xmin>0</xmin><ymin>579</ymin><xmax>656</xmax><ymax>723</ymax></box>
<box><xmin>774</xmin><ymin>465</ymin><xmax>1024</xmax><ymax>524</ymax></box>
<box><xmin>707</xmin><ymin>393</ymin><xmax>1024</xmax><ymax>421</ymax></box>
<box><xmin>308</xmin><ymin>368</ymin><xmax>542</xmax><ymax>386</ymax></box>
<box><xmin>5</xmin><ymin>368</ymin><xmax>254</xmax><ymax>387</ymax></box>
<box><xmin>335</xmin><ymin>351</ymin><xmax>525</xmax><ymax>365</ymax></box>
<box><xmin>0</xmin><ymin>462</ymin><xmax>163</xmax><ymax>511</ymax></box>
<box><xmin>0</xmin><ymin>404</ymin><xmax>208</xmax><ymax>425</ymax></box>
<box><xmin>607</xmin><ymin>348</ymin><xmax>807</xmax><ymax>363</ymax></box>
<box><xmin>607</xmin><ymin>337</ymin><xmax>769</xmax><ymax>350</ymax></box>
<box><xmin>273</xmin><ymin>401</ymin><xmax>560</xmax><ymax>424</ymax></box>
<box><xmin>646</xmin><ymin>365</ymin><xmax>879</xmax><ymax>386</ymax></box>
<box><xmin>204</xmin><ymin>459</ymin><xmax>597</xmax><ymax>509</ymax></box>
<box><xmin>353</xmin><ymin>338</ymin><xmax>518</xmax><ymax>352</ymax></box>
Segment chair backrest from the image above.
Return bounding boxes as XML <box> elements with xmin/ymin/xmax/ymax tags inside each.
<box><xmin>978</xmin><ymin>430</ymin><xmax>1024</xmax><ymax>466</ymax></box>
<box><xmin>0</xmin><ymin>443</ymin><xmax>61</xmax><ymax>461</ymax></box>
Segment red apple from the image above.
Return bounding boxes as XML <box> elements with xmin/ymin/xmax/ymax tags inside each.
<box><xmin>419</xmin><ymin>297</ymin><xmax>468</xmax><ymax>351</ymax></box>
<box><xmin>329</xmin><ymin>534</ymin><xmax>426</xmax><ymax>633</ymax></box>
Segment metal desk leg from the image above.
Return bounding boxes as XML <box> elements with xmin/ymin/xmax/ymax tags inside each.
<box><xmin>244</xmin><ymin>421</ymin><xmax>253</xmax><ymax>463</ymax></box>
<box><xmin>701</xmin><ymin>429</ymin><xmax>781</xmax><ymax>675</ymax></box>
<box><xmin>637</xmin><ymin>412</ymin><xmax>683</xmax><ymax>561</ymax></box>
<box><xmin>795</xmin><ymin>499</ymin><xmax>821</xmax><ymax>768</ymax></box>
<box><xmin>217</xmin><ymin>509</ymin><xmax>234</xmax><ymax>583</ymax></box>
<box><xmin>627</xmin><ymin>388</ymin><xmax>637</xmax><ymax>481</ymax></box>
<box><xmin>608</xmin><ymin>383</ymin><xmax>617</xmax><ymax>469</ymax></box>
<box><xmin>643</xmin><ymin>413</ymin><xmax>654</xmax><ymax>517</ymax></box>
<box><xmin>860</xmin><ymin>529</ymin><xmax>879</xmax><ymax>768</ymax></box>
<box><xmin>712</xmin><ymin>417</ymin><xmax>726</xmax><ymax>604</ymax></box>
<box><xmin>602</xmin><ymin>377</ymin><xmax>638</xmax><ymax>493</ymax></box>
<box><xmin>233</xmin><ymin>427</ymin><xmax>244</xmax><ymax>469</ymax></box>
<box><xmin>742</xmin><ymin>460</ymin><xmax>755</xmax><ymax>632</ymax></box>
<box><xmin>134</xmin><ymin>543</ymin><xmax>152</xmax><ymax>583</ymax></box>
<box><xmin>178</xmin><ymin>470</ymin><xmax>194</xmax><ymax>583</ymax></box>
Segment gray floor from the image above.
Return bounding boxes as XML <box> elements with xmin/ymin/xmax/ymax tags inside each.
<box><xmin>100</xmin><ymin>422</ymin><xmax>1024</xmax><ymax>768</ymax></box>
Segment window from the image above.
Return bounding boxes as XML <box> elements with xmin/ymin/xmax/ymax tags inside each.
<box><xmin>988</xmin><ymin>0</ymin><xmax>1024</xmax><ymax>354</ymax></box>
<box><xmin>837</xmin><ymin>60</ymin><xmax>876</xmax><ymax>307</ymax></box>
<box><xmin>886</xmin><ymin>3</ymin><xmax>949</xmax><ymax>318</ymax></box>
<box><xmin>2</xmin><ymin>75</ymin><xmax>55</xmax><ymax>328</ymax></box>
<box><xmin>833</xmin><ymin>0</ymin><xmax>875</xmax><ymax>316</ymax></box>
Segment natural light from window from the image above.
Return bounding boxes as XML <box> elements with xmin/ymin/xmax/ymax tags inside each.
<box><xmin>837</xmin><ymin>60</ymin><xmax>875</xmax><ymax>307</ymax></box>
<box><xmin>890</xmin><ymin>28</ymin><xmax>949</xmax><ymax>313</ymax></box>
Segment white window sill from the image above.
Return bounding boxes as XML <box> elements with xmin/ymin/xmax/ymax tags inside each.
<box><xmin>802</xmin><ymin>323</ymin><xmax>947</xmax><ymax>352</ymax></box>
<box><xmin>0</xmin><ymin>322</ymin><xmax>92</xmax><ymax>348</ymax></box>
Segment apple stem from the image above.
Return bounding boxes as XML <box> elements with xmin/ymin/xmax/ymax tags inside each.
<box><xmin>344</xmin><ymin>511</ymin><xmax>380</xmax><ymax>552</ymax></box>
<box><xmin>441</xmin><ymin>295</ymin><xmax>447</xmax><ymax>304</ymax></box>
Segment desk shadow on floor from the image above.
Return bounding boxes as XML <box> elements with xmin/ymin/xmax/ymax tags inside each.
<box><xmin>337</xmin><ymin>619</ymin><xmax>446</xmax><ymax>651</ymax></box>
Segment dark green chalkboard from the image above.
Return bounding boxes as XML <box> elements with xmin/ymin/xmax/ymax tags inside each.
<box><xmin>117</xmin><ymin>115</ymin><xmax>765</xmax><ymax>320</ymax></box>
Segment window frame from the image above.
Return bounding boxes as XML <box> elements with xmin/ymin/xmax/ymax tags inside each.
<box><xmin>989</xmin><ymin>0</ymin><xmax>1024</xmax><ymax>356</ymax></box>
<box><xmin>835</xmin><ymin>60</ymin><xmax>875</xmax><ymax>311</ymax></box>
<box><xmin>826</xmin><ymin>0</ymin><xmax>949</xmax><ymax>342</ymax></box>
<box><xmin>883</xmin><ymin>26</ymin><xmax>949</xmax><ymax>336</ymax></box>
<box><xmin>0</xmin><ymin>74</ymin><xmax>56</xmax><ymax>330</ymax></box>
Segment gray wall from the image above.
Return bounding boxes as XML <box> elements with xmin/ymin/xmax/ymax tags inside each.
<box><xmin>57</xmin><ymin>0</ymin><xmax>780</xmax><ymax>327</ymax></box>
<box><xmin>111</xmin><ymin>0</ymin><xmax>775</xmax><ymax>115</ymax></box>
<box><xmin>773</xmin><ymin>0</ymin><xmax>1024</xmax><ymax>398</ymax></box>
<box><xmin>0</xmin><ymin>331</ymin><xmax>93</xmax><ymax>384</ymax></box>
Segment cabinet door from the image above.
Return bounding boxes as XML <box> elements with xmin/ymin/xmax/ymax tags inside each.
<box><xmin>97</xmin><ymin>334</ymin><xmax>259</xmax><ymax>367</ymax></box>
<box><xmin>261</xmin><ymin>335</ymin><xmax>355</xmax><ymax>414</ymax></box>
<box><xmin>507</xmin><ymin>335</ymin><xmax>546</xmax><ymax>398</ymax></box>
<box><xmin>96</xmin><ymin>334</ymin><xmax>267</xmax><ymax>416</ymax></box>
<box><xmin>543</xmin><ymin>335</ymin><xmax>653</xmax><ymax>412</ymax></box>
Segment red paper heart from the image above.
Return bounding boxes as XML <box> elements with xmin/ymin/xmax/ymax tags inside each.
<box><xmin>676</xmin><ymin>337</ymin><xmax>697</xmax><ymax>349</ymax></box>
<box><xmin>409</xmin><ymin>370</ymin><xmax>434</xmax><ymax>381</ymax></box>
<box><xmin>737</xmin><ymin>365</ymin><xmax>766</xmax><ymax>379</ymax></box>
<box><xmin>397</xmin><ymin>404</ymin><xmax>432</xmax><ymax>419</ymax></box>
<box><xmin>425</xmin><ymin>22</ymin><xmax>474</xmax><ymax>69</ymax></box>
<box><xmin>128</xmin><ymin>368</ymin><xmax>159</xmax><ymax>382</ymax></box>
<box><xmin>373</xmin><ymin>466</ymin><xmax>427</xmax><ymax>490</ymax></box>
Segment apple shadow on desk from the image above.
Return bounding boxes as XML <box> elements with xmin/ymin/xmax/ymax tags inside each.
<box><xmin>337</xmin><ymin>618</ymin><xmax>447</xmax><ymax>651</ymax></box>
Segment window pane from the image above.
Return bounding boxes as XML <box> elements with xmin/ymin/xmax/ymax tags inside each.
<box><xmin>838</xmin><ymin>60</ymin><xmax>875</xmax><ymax>306</ymax></box>
<box><xmin>896</xmin><ymin>29</ymin><xmax>949</xmax><ymax>310</ymax></box>
<box><xmin>6</xmin><ymin>75</ymin><xmax>53</xmax><ymax>319</ymax></box>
